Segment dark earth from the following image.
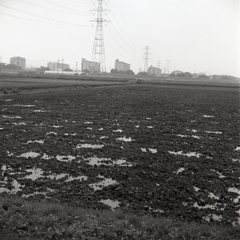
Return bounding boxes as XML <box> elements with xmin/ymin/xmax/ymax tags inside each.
<box><xmin>0</xmin><ymin>83</ymin><xmax>239</xmax><ymax>226</ymax></box>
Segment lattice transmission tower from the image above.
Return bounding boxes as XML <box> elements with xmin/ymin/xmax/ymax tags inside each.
<box><xmin>91</xmin><ymin>0</ymin><xmax>109</xmax><ymax>73</ymax></box>
<box><xmin>143</xmin><ymin>46</ymin><xmax>150</xmax><ymax>72</ymax></box>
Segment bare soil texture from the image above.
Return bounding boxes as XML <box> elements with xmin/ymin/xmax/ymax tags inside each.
<box><xmin>0</xmin><ymin>82</ymin><xmax>239</xmax><ymax>227</ymax></box>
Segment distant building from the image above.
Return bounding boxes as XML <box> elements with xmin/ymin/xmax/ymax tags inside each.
<box><xmin>47</xmin><ymin>62</ymin><xmax>70</xmax><ymax>71</ymax></box>
<box><xmin>81</xmin><ymin>58</ymin><xmax>100</xmax><ymax>73</ymax></box>
<box><xmin>115</xmin><ymin>59</ymin><xmax>130</xmax><ymax>72</ymax></box>
<box><xmin>10</xmin><ymin>56</ymin><xmax>26</xmax><ymax>69</ymax></box>
<box><xmin>148</xmin><ymin>66</ymin><xmax>162</xmax><ymax>76</ymax></box>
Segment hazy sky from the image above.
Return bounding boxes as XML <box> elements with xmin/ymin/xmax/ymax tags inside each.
<box><xmin>0</xmin><ymin>0</ymin><xmax>239</xmax><ymax>76</ymax></box>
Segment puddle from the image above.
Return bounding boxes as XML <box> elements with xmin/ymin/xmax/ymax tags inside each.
<box><xmin>27</xmin><ymin>140</ymin><xmax>44</xmax><ymax>144</ymax></box>
<box><xmin>176</xmin><ymin>134</ymin><xmax>200</xmax><ymax>139</ymax></box>
<box><xmin>13</xmin><ymin>105</ymin><xmax>35</xmax><ymax>107</ymax></box>
<box><xmin>86</xmin><ymin>127</ymin><xmax>93</xmax><ymax>130</ymax></box>
<box><xmin>203</xmin><ymin>214</ymin><xmax>222</xmax><ymax>222</ymax></box>
<box><xmin>65</xmin><ymin>175</ymin><xmax>88</xmax><ymax>182</ymax></box>
<box><xmin>149</xmin><ymin>148</ymin><xmax>157</xmax><ymax>154</ymax></box>
<box><xmin>42</xmin><ymin>153</ymin><xmax>52</xmax><ymax>160</ymax></box>
<box><xmin>175</xmin><ymin>167</ymin><xmax>185</xmax><ymax>174</ymax></box>
<box><xmin>76</xmin><ymin>143</ymin><xmax>104</xmax><ymax>149</ymax></box>
<box><xmin>53</xmin><ymin>125</ymin><xmax>62</xmax><ymax>128</ymax></box>
<box><xmin>100</xmin><ymin>199</ymin><xmax>120</xmax><ymax>211</ymax></box>
<box><xmin>85</xmin><ymin>121</ymin><xmax>93</xmax><ymax>124</ymax></box>
<box><xmin>193</xmin><ymin>202</ymin><xmax>215</xmax><ymax>209</ymax></box>
<box><xmin>84</xmin><ymin>156</ymin><xmax>132</xmax><ymax>167</ymax></box>
<box><xmin>64</xmin><ymin>133</ymin><xmax>77</xmax><ymax>136</ymax></box>
<box><xmin>98</xmin><ymin>128</ymin><xmax>104</xmax><ymax>131</ymax></box>
<box><xmin>89</xmin><ymin>176</ymin><xmax>117</xmax><ymax>191</ymax></box>
<box><xmin>13</xmin><ymin>122</ymin><xmax>27</xmax><ymax>126</ymax></box>
<box><xmin>100</xmin><ymin>136</ymin><xmax>108</xmax><ymax>139</ymax></box>
<box><xmin>208</xmin><ymin>192</ymin><xmax>220</xmax><ymax>200</ymax></box>
<box><xmin>34</xmin><ymin>110</ymin><xmax>48</xmax><ymax>113</ymax></box>
<box><xmin>46</xmin><ymin>132</ymin><xmax>57</xmax><ymax>136</ymax></box>
<box><xmin>235</xmin><ymin>147</ymin><xmax>240</xmax><ymax>151</ymax></box>
<box><xmin>56</xmin><ymin>155</ymin><xmax>76</xmax><ymax>162</ymax></box>
<box><xmin>0</xmin><ymin>179</ymin><xmax>24</xmax><ymax>194</ymax></box>
<box><xmin>203</xmin><ymin>115</ymin><xmax>214</xmax><ymax>118</ymax></box>
<box><xmin>0</xmin><ymin>128</ymin><xmax>3</xmax><ymax>130</ymax></box>
<box><xmin>141</xmin><ymin>148</ymin><xmax>147</xmax><ymax>152</ymax></box>
<box><xmin>117</xmin><ymin>137</ymin><xmax>133</xmax><ymax>142</ymax></box>
<box><xmin>228</xmin><ymin>187</ymin><xmax>240</xmax><ymax>203</ymax></box>
<box><xmin>113</xmin><ymin>129</ymin><xmax>123</xmax><ymax>132</ymax></box>
<box><xmin>5</xmin><ymin>99</ymin><xmax>13</xmax><ymax>102</ymax></box>
<box><xmin>193</xmin><ymin>186</ymin><xmax>200</xmax><ymax>192</ymax></box>
<box><xmin>22</xmin><ymin>188</ymin><xmax>55</xmax><ymax>198</ymax></box>
<box><xmin>147</xmin><ymin>126</ymin><xmax>154</xmax><ymax>129</ymax></box>
<box><xmin>24</xmin><ymin>168</ymin><xmax>44</xmax><ymax>180</ymax></box>
<box><xmin>211</xmin><ymin>169</ymin><xmax>225</xmax><ymax>178</ymax></box>
<box><xmin>7</xmin><ymin>151</ymin><xmax>14</xmax><ymax>156</ymax></box>
<box><xmin>205</xmin><ymin>131</ymin><xmax>222</xmax><ymax>134</ymax></box>
<box><xmin>135</xmin><ymin>125</ymin><xmax>140</xmax><ymax>128</ymax></box>
<box><xmin>19</xmin><ymin>152</ymin><xmax>40</xmax><ymax>158</ymax></box>
<box><xmin>168</xmin><ymin>151</ymin><xmax>201</xmax><ymax>158</ymax></box>
<box><xmin>2</xmin><ymin>115</ymin><xmax>21</xmax><ymax>119</ymax></box>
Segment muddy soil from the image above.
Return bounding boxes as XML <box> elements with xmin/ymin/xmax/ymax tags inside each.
<box><xmin>0</xmin><ymin>83</ymin><xmax>239</xmax><ymax>225</ymax></box>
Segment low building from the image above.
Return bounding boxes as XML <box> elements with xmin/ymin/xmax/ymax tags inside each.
<box><xmin>148</xmin><ymin>66</ymin><xmax>162</xmax><ymax>76</ymax></box>
<box><xmin>81</xmin><ymin>58</ymin><xmax>100</xmax><ymax>73</ymax></box>
<box><xmin>10</xmin><ymin>56</ymin><xmax>26</xmax><ymax>69</ymax></box>
<box><xmin>47</xmin><ymin>62</ymin><xmax>70</xmax><ymax>71</ymax></box>
<box><xmin>115</xmin><ymin>59</ymin><xmax>130</xmax><ymax>72</ymax></box>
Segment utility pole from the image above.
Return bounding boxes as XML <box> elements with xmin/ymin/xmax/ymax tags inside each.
<box><xmin>91</xmin><ymin>0</ymin><xmax>109</xmax><ymax>73</ymax></box>
<box><xmin>167</xmin><ymin>59</ymin><xmax>170</xmax><ymax>74</ymax></box>
<box><xmin>57</xmin><ymin>60</ymin><xmax>59</xmax><ymax>75</ymax></box>
<box><xmin>76</xmin><ymin>62</ymin><xmax>78</xmax><ymax>74</ymax></box>
<box><xmin>143</xmin><ymin>46</ymin><xmax>150</xmax><ymax>72</ymax></box>
<box><xmin>62</xmin><ymin>59</ymin><xmax>64</xmax><ymax>75</ymax></box>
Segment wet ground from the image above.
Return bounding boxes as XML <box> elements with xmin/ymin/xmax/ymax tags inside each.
<box><xmin>0</xmin><ymin>83</ymin><xmax>239</xmax><ymax>225</ymax></box>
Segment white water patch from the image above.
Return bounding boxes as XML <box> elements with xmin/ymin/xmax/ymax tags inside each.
<box><xmin>66</xmin><ymin>175</ymin><xmax>88</xmax><ymax>182</ymax></box>
<box><xmin>234</xmin><ymin>147</ymin><xmax>240</xmax><ymax>151</ymax></box>
<box><xmin>141</xmin><ymin>148</ymin><xmax>147</xmax><ymax>153</ymax></box>
<box><xmin>203</xmin><ymin>214</ymin><xmax>223</xmax><ymax>222</ymax></box>
<box><xmin>205</xmin><ymin>131</ymin><xmax>222</xmax><ymax>134</ymax></box>
<box><xmin>233</xmin><ymin>158</ymin><xmax>240</xmax><ymax>163</ymax></box>
<box><xmin>7</xmin><ymin>151</ymin><xmax>14</xmax><ymax>156</ymax></box>
<box><xmin>100</xmin><ymin>136</ymin><xmax>108</xmax><ymax>139</ymax></box>
<box><xmin>146</xmin><ymin>118</ymin><xmax>151</xmax><ymax>120</ymax></box>
<box><xmin>100</xmin><ymin>199</ymin><xmax>120</xmax><ymax>211</ymax></box>
<box><xmin>13</xmin><ymin>104</ymin><xmax>35</xmax><ymax>107</ymax></box>
<box><xmin>113</xmin><ymin>129</ymin><xmax>123</xmax><ymax>133</ymax></box>
<box><xmin>19</xmin><ymin>152</ymin><xmax>40</xmax><ymax>158</ymax></box>
<box><xmin>0</xmin><ymin>179</ymin><xmax>24</xmax><ymax>194</ymax></box>
<box><xmin>208</xmin><ymin>192</ymin><xmax>220</xmax><ymax>200</ymax></box>
<box><xmin>52</xmin><ymin>125</ymin><xmax>63</xmax><ymax>128</ymax></box>
<box><xmin>98</xmin><ymin>128</ymin><xmax>104</xmax><ymax>131</ymax></box>
<box><xmin>175</xmin><ymin>167</ymin><xmax>185</xmax><ymax>174</ymax></box>
<box><xmin>117</xmin><ymin>137</ymin><xmax>133</xmax><ymax>142</ymax></box>
<box><xmin>135</xmin><ymin>125</ymin><xmax>140</xmax><ymax>128</ymax></box>
<box><xmin>147</xmin><ymin>126</ymin><xmax>154</xmax><ymax>129</ymax></box>
<box><xmin>46</xmin><ymin>132</ymin><xmax>57</xmax><ymax>136</ymax></box>
<box><xmin>12</xmin><ymin>122</ymin><xmax>27</xmax><ymax>126</ymax></box>
<box><xmin>64</xmin><ymin>133</ymin><xmax>77</xmax><ymax>136</ymax></box>
<box><xmin>89</xmin><ymin>176</ymin><xmax>117</xmax><ymax>191</ymax></box>
<box><xmin>228</xmin><ymin>187</ymin><xmax>240</xmax><ymax>203</ymax></box>
<box><xmin>56</xmin><ymin>155</ymin><xmax>76</xmax><ymax>162</ymax></box>
<box><xmin>5</xmin><ymin>99</ymin><xmax>13</xmax><ymax>102</ymax></box>
<box><xmin>76</xmin><ymin>143</ymin><xmax>104</xmax><ymax>149</ymax></box>
<box><xmin>211</xmin><ymin>169</ymin><xmax>225</xmax><ymax>178</ymax></box>
<box><xmin>168</xmin><ymin>151</ymin><xmax>201</xmax><ymax>158</ymax></box>
<box><xmin>24</xmin><ymin>168</ymin><xmax>44</xmax><ymax>180</ymax></box>
<box><xmin>84</xmin><ymin>156</ymin><xmax>132</xmax><ymax>167</ymax></box>
<box><xmin>192</xmin><ymin>135</ymin><xmax>200</xmax><ymax>139</ymax></box>
<box><xmin>176</xmin><ymin>134</ymin><xmax>200</xmax><ymax>139</ymax></box>
<box><xmin>86</xmin><ymin>127</ymin><xmax>93</xmax><ymax>130</ymax></box>
<box><xmin>203</xmin><ymin>115</ymin><xmax>214</xmax><ymax>118</ymax></box>
<box><xmin>149</xmin><ymin>148</ymin><xmax>157</xmax><ymax>154</ymax></box>
<box><xmin>42</xmin><ymin>153</ymin><xmax>52</xmax><ymax>160</ymax></box>
<box><xmin>193</xmin><ymin>202</ymin><xmax>215</xmax><ymax>210</ymax></box>
<box><xmin>22</xmin><ymin>188</ymin><xmax>55</xmax><ymax>198</ymax></box>
<box><xmin>48</xmin><ymin>173</ymin><xmax>68</xmax><ymax>180</ymax></box>
<box><xmin>84</xmin><ymin>121</ymin><xmax>93</xmax><ymax>124</ymax></box>
<box><xmin>27</xmin><ymin>140</ymin><xmax>44</xmax><ymax>144</ymax></box>
<box><xmin>193</xmin><ymin>186</ymin><xmax>200</xmax><ymax>192</ymax></box>
<box><xmin>2</xmin><ymin>115</ymin><xmax>21</xmax><ymax>119</ymax></box>
<box><xmin>0</xmin><ymin>128</ymin><xmax>3</xmax><ymax>130</ymax></box>
<box><xmin>34</xmin><ymin>110</ymin><xmax>48</xmax><ymax>113</ymax></box>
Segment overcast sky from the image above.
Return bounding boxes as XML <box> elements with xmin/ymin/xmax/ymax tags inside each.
<box><xmin>0</xmin><ymin>0</ymin><xmax>239</xmax><ymax>76</ymax></box>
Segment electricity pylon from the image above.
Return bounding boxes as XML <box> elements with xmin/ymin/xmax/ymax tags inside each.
<box><xmin>143</xmin><ymin>46</ymin><xmax>150</xmax><ymax>72</ymax></box>
<box><xmin>91</xmin><ymin>0</ymin><xmax>109</xmax><ymax>73</ymax></box>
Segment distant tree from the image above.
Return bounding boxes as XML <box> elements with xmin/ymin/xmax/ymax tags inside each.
<box><xmin>197</xmin><ymin>74</ymin><xmax>208</xmax><ymax>79</ymax></box>
<box><xmin>64</xmin><ymin>68</ymin><xmax>73</xmax><ymax>72</ymax></box>
<box><xmin>183</xmin><ymin>72</ymin><xmax>192</xmax><ymax>78</ymax></box>
<box><xmin>137</xmin><ymin>71</ymin><xmax>148</xmax><ymax>76</ymax></box>
<box><xmin>4</xmin><ymin>64</ymin><xmax>22</xmax><ymax>70</ymax></box>
<box><xmin>82</xmin><ymin>69</ymin><xmax>90</xmax><ymax>74</ymax></box>
<box><xmin>176</xmin><ymin>72</ymin><xmax>184</xmax><ymax>77</ymax></box>
<box><xmin>126</xmin><ymin>69</ymin><xmax>135</xmax><ymax>75</ymax></box>
<box><xmin>169</xmin><ymin>72</ymin><xmax>176</xmax><ymax>77</ymax></box>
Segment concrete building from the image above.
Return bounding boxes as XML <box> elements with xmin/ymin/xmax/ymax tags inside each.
<box><xmin>10</xmin><ymin>56</ymin><xmax>26</xmax><ymax>69</ymax></box>
<box><xmin>47</xmin><ymin>62</ymin><xmax>70</xmax><ymax>71</ymax></box>
<box><xmin>81</xmin><ymin>58</ymin><xmax>100</xmax><ymax>73</ymax></box>
<box><xmin>148</xmin><ymin>66</ymin><xmax>162</xmax><ymax>76</ymax></box>
<box><xmin>115</xmin><ymin>59</ymin><xmax>130</xmax><ymax>72</ymax></box>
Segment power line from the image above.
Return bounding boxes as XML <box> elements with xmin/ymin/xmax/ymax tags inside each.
<box><xmin>0</xmin><ymin>3</ymin><xmax>90</xmax><ymax>27</ymax></box>
<box><xmin>18</xmin><ymin>0</ymin><xmax>89</xmax><ymax>16</ymax></box>
<box><xmin>41</xmin><ymin>0</ymin><xmax>89</xmax><ymax>14</ymax></box>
